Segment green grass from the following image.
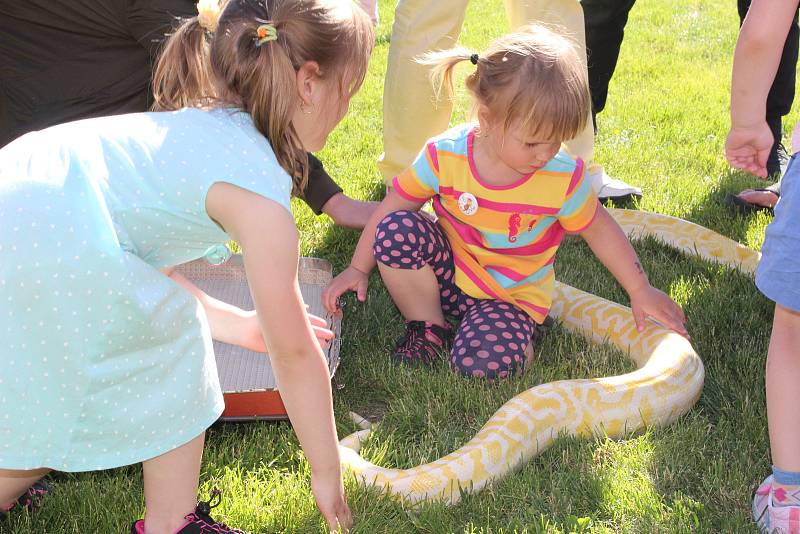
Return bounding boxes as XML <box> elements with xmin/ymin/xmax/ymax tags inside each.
<box><xmin>3</xmin><ymin>0</ymin><xmax>794</xmax><ymax>532</ymax></box>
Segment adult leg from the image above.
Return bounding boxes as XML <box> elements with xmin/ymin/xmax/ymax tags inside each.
<box><xmin>504</xmin><ymin>0</ymin><xmax>641</xmax><ymax>200</ymax></box>
<box><xmin>379</xmin><ymin>0</ymin><xmax>470</xmax><ymax>183</ymax></box>
<box><xmin>141</xmin><ymin>432</ymin><xmax>205</xmax><ymax>534</ymax></box>
<box><xmin>580</xmin><ymin>0</ymin><xmax>637</xmax><ymax>129</ymax></box>
<box><xmin>451</xmin><ymin>299</ymin><xmax>536</xmax><ymax>380</ymax></box>
<box><xmin>504</xmin><ymin>0</ymin><xmax>595</xmax><ymax>162</ymax></box>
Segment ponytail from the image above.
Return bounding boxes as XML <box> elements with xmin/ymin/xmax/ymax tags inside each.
<box><xmin>417</xmin><ymin>47</ymin><xmax>475</xmax><ymax>103</ymax></box>
<box><xmin>241</xmin><ymin>22</ymin><xmax>308</xmax><ymax>195</ymax></box>
<box><xmin>152</xmin><ymin>17</ymin><xmax>215</xmax><ymax>111</ymax></box>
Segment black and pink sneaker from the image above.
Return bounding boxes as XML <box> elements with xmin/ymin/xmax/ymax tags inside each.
<box><xmin>391</xmin><ymin>320</ymin><xmax>452</xmax><ymax>366</ymax></box>
<box><xmin>130</xmin><ymin>489</ymin><xmax>246</xmax><ymax>534</ymax></box>
<box><xmin>0</xmin><ymin>480</ymin><xmax>52</xmax><ymax>520</ymax></box>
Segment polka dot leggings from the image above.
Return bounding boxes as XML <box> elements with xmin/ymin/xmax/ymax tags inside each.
<box><xmin>373</xmin><ymin>210</ymin><xmax>537</xmax><ymax>380</ymax></box>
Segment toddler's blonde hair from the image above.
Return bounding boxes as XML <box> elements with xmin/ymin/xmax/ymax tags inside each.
<box><xmin>421</xmin><ymin>24</ymin><xmax>589</xmax><ymax>142</ymax></box>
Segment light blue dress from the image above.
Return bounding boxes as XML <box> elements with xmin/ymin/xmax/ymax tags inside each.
<box><xmin>0</xmin><ymin>108</ymin><xmax>293</xmax><ymax>471</ymax></box>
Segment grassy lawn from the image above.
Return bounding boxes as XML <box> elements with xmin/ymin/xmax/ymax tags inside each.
<box><xmin>4</xmin><ymin>0</ymin><xmax>794</xmax><ymax>532</ymax></box>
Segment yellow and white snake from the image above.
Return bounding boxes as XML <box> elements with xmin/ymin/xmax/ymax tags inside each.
<box><xmin>338</xmin><ymin>208</ymin><xmax>760</xmax><ymax>504</ymax></box>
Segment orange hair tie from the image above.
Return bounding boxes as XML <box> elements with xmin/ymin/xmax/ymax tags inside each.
<box><xmin>256</xmin><ymin>24</ymin><xmax>278</xmax><ymax>47</ymax></box>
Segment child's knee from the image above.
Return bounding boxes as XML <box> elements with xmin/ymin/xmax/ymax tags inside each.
<box><xmin>449</xmin><ymin>347</ymin><xmax>525</xmax><ymax>380</ymax></box>
<box><xmin>373</xmin><ymin>210</ymin><xmax>425</xmax><ymax>266</ymax></box>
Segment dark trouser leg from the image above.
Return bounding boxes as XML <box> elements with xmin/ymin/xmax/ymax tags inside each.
<box><xmin>581</xmin><ymin>0</ymin><xmax>638</xmax><ymax>130</ymax></box>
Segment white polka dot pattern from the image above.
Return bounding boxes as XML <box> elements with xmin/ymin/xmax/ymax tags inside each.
<box><xmin>0</xmin><ymin>108</ymin><xmax>292</xmax><ymax>471</ymax></box>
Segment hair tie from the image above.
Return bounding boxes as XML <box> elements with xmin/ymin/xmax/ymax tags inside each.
<box><xmin>470</xmin><ymin>53</ymin><xmax>479</xmax><ymax>66</ymax></box>
<box><xmin>196</xmin><ymin>0</ymin><xmax>221</xmax><ymax>32</ymax></box>
<box><xmin>256</xmin><ymin>23</ymin><xmax>278</xmax><ymax>47</ymax></box>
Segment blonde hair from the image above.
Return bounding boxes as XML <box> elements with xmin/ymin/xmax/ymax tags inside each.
<box><xmin>152</xmin><ymin>0</ymin><xmax>374</xmax><ymax>195</ymax></box>
<box><xmin>420</xmin><ymin>24</ymin><xmax>589</xmax><ymax>142</ymax></box>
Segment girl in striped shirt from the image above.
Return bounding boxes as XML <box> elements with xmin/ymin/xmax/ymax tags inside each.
<box><xmin>324</xmin><ymin>24</ymin><xmax>687</xmax><ymax>380</ymax></box>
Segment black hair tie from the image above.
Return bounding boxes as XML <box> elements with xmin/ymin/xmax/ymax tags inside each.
<box><xmin>470</xmin><ymin>53</ymin><xmax>479</xmax><ymax>66</ymax></box>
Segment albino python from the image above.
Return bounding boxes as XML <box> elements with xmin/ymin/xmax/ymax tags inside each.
<box><xmin>338</xmin><ymin>208</ymin><xmax>761</xmax><ymax>504</ymax></box>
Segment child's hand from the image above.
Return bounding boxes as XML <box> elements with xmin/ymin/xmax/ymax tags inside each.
<box><xmin>239</xmin><ymin>312</ymin><xmax>333</xmax><ymax>352</ymax></box>
<box><xmin>308</xmin><ymin>312</ymin><xmax>335</xmax><ymax>350</ymax></box>
<box><xmin>311</xmin><ymin>471</ymin><xmax>353</xmax><ymax>532</ymax></box>
<box><xmin>629</xmin><ymin>285</ymin><xmax>689</xmax><ymax>339</ymax></box>
<box><xmin>725</xmin><ymin>123</ymin><xmax>774</xmax><ymax>179</ymax></box>
<box><xmin>322</xmin><ymin>266</ymin><xmax>369</xmax><ymax>313</ymax></box>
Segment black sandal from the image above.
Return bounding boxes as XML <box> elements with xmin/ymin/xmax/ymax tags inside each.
<box><xmin>724</xmin><ymin>187</ymin><xmax>780</xmax><ymax>216</ymax></box>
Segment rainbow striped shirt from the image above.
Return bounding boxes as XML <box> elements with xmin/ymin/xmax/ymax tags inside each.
<box><xmin>392</xmin><ymin>124</ymin><xmax>599</xmax><ymax>323</ymax></box>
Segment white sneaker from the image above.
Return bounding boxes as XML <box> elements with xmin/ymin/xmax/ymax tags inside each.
<box><xmin>586</xmin><ymin>163</ymin><xmax>643</xmax><ymax>202</ymax></box>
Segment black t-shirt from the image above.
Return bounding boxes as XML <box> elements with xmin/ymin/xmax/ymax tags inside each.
<box><xmin>0</xmin><ymin>0</ymin><xmax>342</xmax><ymax>214</ymax></box>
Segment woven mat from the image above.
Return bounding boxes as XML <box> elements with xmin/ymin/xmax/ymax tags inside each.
<box><xmin>175</xmin><ymin>256</ymin><xmax>341</xmax><ymax>393</ymax></box>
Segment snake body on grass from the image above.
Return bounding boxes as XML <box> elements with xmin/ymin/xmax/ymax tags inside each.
<box><xmin>338</xmin><ymin>208</ymin><xmax>760</xmax><ymax>504</ymax></box>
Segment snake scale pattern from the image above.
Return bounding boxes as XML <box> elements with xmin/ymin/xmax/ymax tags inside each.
<box><xmin>337</xmin><ymin>208</ymin><xmax>760</xmax><ymax>504</ymax></box>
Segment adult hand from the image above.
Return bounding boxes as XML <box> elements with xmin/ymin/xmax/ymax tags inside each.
<box><xmin>629</xmin><ymin>285</ymin><xmax>689</xmax><ymax>339</ymax></box>
<box><xmin>322</xmin><ymin>266</ymin><xmax>369</xmax><ymax>314</ymax></box>
<box><xmin>311</xmin><ymin>471</ymin><xmax>353</xmax><ymax>533</ymax></box>
<box><xmin>724</xmin><ymin>122</ymin><xmax>774</xmax><ymax>178</ymax></box>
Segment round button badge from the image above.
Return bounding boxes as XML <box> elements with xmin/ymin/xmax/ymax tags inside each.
<box><xmin>458</xmin><ymin>192</ymin><xmax>478</xmax><ymax>216</ymax></box>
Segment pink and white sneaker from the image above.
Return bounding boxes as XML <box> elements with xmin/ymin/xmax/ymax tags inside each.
<box><xmin>753</xmin><ymin>475</ymin><xmax>800</xmax><ymax>533</ymax></box>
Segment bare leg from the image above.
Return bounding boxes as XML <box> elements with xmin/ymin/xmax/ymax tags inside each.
<box><xmin>767</xmin><ymin>304</ymin><xmax>800</xmax><ymax>471</ymax></box>
<box><xmin>142</xmin><ymin>432</ymin><xmax>205</xmax><ymax>534</ymax></box>
<box><xmin>0</xmin><ymin>468</ymin><xmax>49</xmax><ymax>511</ymax></box>
<box><xmin>378</xmin><ymin>263</ymin><xmax>446</xmax><ymax>326</ymax></box>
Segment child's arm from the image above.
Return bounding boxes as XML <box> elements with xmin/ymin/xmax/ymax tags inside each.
<box><xmin>161</xmin><ymin>268</ymin><xmax>334</xmax><ymax>352</ymax></box>
<box><xmin>206</xmin><ymin>182</ymin><xmax>351</xmax><ymax>532</ymax></box>
<box><xmin>725</xmin><ymin>0</ymin><xmax>799</xmax><ymax>177</ymax></box>
<box><xmin>579</xmin><ymin>206</ymin><xmax>688</xmax><ymax>337</ymax></box>
<box><xmin>322</xmin><ymin>188</ymin><xmax>423</xmax><ymax>313</ymax></box>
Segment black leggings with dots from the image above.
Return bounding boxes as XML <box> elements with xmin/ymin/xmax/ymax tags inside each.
<box><xmin>373</xmin><ymin>210</ymin><xmax>537</xmax><ymax>380</ymax></box>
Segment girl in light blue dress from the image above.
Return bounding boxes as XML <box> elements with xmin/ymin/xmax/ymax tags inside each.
<box><xmin>0</xmin><ymin>0</ymin><xmax>373</xmax><ymax>532</ymax></box>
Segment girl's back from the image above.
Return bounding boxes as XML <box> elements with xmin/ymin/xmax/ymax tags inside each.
<box><xmin>0</xmin><ymin>108</ymin><xmax>292</xmax><ymax>472</ymax></box>
<box><xmin>0</xmin><ymin>108</ymin><xmax>291</xmax><ymax>267</ymax></box>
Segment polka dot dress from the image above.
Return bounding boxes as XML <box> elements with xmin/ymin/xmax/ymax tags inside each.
<box><xmin>0</xmin><ymin>108</ymin><xmax>292</xmax><ymax>471</ymax></box>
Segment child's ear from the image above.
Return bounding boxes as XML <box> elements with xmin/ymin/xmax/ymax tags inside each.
<box><xmin>476</xmin><ymin>103</ymin><xmax>494</xmax><ymax>134</ymax></box>
<box><xmin>295</xmin><ymin>60</ymin><xmax>322</xmax><ymax>106</ymax></box>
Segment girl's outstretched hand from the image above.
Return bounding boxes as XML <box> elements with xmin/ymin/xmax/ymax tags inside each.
<box><xmin>628</xmin><ymin>285</ymin><xmax>689</xmax><ymax>339</ymax></box>
<box><xmin>311</xmin><ymin>471</ymin><xmax>353</xmax><ymax>533</ymax></box>
<box><xmin>322</xmin><ymin>266</ymin><xmax>369</xmax><ymax>313</ymax></box>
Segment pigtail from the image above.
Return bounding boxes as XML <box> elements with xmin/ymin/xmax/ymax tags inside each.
<box><xmin>245</xmin><ymin>22</ymin><xmax>308</xmax><ymax>196</ymax></box>
<box><xmin>151</xmin><ymin>17</ymin><xmax>215</xmax><ymax>111</ymax></box>
<box><xmin>417</xmin><ymin>47</ymin><xmax>474</xmax><ymax>102</ymax></box>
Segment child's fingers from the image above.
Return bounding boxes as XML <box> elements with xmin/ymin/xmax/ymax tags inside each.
<box><xmin>322</xmin><ymin>286</ymin><xmax>340</xmax><ymax>313</ymax></box>
<box><xmin>356</xmin><ymin>280</ymin><xmax>367</xmax><ymax>302</ymax></box>
<box><xmin>632</xmin><ymin>307</ymin><xmax>647</xmax><ymax>332</ymax></box>
<box><xmin>313</xmin><ymin>326</ymin><xmax>334</xmax><ymax>341</ymax></box>
<box><xmin>655</xmin><ymin>307</ymin><xmax>690</xmax><ymax>339</ymax></box>
<box><xmin>308</xmin><ymin>313</ymin><xmax>329</xmax><ymax>329</ymax></box>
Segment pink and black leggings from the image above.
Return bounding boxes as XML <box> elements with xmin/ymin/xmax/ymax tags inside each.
<box><xmin>373</xmin><ymin>210</ymin><xmax>537</xmax><ymax>380</ymax></box>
